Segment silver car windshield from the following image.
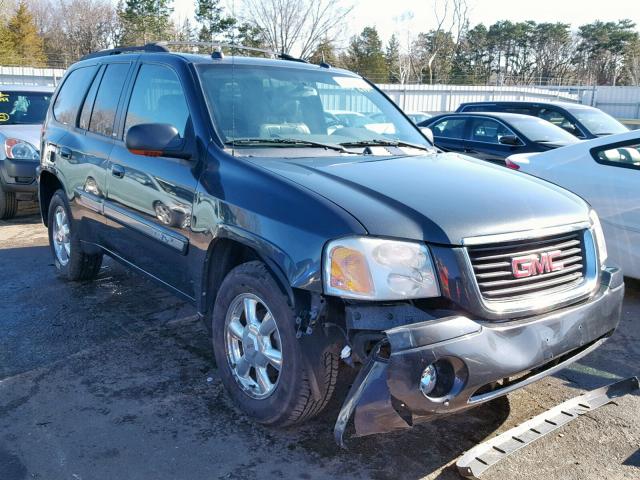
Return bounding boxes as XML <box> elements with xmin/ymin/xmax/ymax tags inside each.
<box><xmin>0</xmin><ymin>90</ymin><xmax>51</xmax><ymax>125</ymax></box>
<box><xmin>196</xmin><ymin>63</ymin><xmax>428</xmax><ymax>149</ymax></box>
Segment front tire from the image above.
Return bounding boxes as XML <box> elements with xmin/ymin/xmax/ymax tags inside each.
<box><xmin>0</xmin><ymin>183</ymin><xmax>18</xmax><ymax>219</ymax></box>
<box><xmin>212</xmin><ymin>261</ymin><xmax>338</xmax><ymax>426</ymax></box>
<box><xmin>47</xmin><ymin>190</ymin><xmax>103</xmax><ymax>281</ymax></box>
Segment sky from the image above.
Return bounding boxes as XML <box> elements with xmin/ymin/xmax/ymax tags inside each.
<box><xmin>172</xmin><ymin>0</ymin><xmax>640</xmax><ymax>47</ymax></box>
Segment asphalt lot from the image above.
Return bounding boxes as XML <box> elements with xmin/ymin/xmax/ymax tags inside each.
<box><xmin>1</xmin><ymin>204</ymin><xmax>638</xmax><ymax>480</ymax></box>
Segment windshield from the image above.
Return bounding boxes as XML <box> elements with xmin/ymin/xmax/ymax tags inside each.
<box><xmin>567</xmin><ymin>108</ymin><xmax>627</xmax><ymax>136</ymax></box>
<box><xmin>0</xmin><ymin>90</ymin><xmax>51</xmax><ymax>125</ymax></box>
<box><xmin>196</xmin><ymin>64</ymin><xmax>427</xmax><ymax>150</ymax></box>
<box><xmin>507</xmin><ymin>116</ymin><xmax>579</xmax><ymax>144</ymax></box>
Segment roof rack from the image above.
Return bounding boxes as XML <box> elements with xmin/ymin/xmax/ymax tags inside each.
<box><xmin>79</xmin><ymin>41</ymin><xmax>312</xmax><ymax>65</ymax></box>
<box><xmin>79</xmin><ymin>43</ymin><xmax>169</xmax><ymax>61</ymax></box>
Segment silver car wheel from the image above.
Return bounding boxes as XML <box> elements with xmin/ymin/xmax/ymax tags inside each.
<box><xmin>224</xmin><ymin>293</ymin><xmax>283</xmax><ymax>399</ymax></box>
<box><xmin>52</xmin><ymin>205</ymin><xmax>71</xmax><ymax>266</ymax></box>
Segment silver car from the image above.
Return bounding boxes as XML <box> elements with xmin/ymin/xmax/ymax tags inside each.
<box><xmin>0</xmin><ymin>85</ymin><xmax>53</xmax><ymax>219</ymax></box>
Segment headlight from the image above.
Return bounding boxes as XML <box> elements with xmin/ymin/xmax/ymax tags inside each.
<box><xmin>4</xmin><ymin>138</ymin><xmax>39</xmax><ymax>160</ymax></box>
<box><xmin>589</xmin><ymin>209</ymin><xmax>607</xmax><ymax>265</ymax></box>
<box><xmin>323</xmin><ymin>236</ymin><xmax>440</xmax><ymax>300</ymax></box>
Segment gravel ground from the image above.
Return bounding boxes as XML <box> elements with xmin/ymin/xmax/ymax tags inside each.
<box><xmin>1</xmin><ymin>204</ymin><xmax>638</xmax><ymax>480</ymax></box>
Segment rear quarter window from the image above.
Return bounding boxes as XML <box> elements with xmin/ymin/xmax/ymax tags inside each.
<box><xmin>53</xmin><ymin>66</ymin><xmax>98</xmax><ymax>125</ymax></box>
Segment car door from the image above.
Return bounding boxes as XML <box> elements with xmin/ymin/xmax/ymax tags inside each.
<box><xmin>465</xmin><ymin>117</ymin><xmax>522</xmax><ymax>163</ymax></box>
<box><xmin>44</xmin><ymin>63</ymin><xmax>116</xmax><ymax>245</ymax></box>
<box><xmin>103</xmin><ymin>62</ymin><xmax>198</xmax><ymax>297</ymax></box>
<box><xmin>428</xmin><ymin>116</ymin><xmax>469</xmax><ymax>153</ymax></box>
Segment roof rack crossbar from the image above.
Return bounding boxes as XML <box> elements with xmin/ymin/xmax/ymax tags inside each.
<box><xmin>79</xmin><ymin>43</ymin><xmax>169</xmax><ymax>61</ymax></box>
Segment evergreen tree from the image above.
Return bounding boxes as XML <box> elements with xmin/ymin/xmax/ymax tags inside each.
<box><xmin>344</xmin><ymin>26</ymin><xmax>388</xmax><ymax>81</ymax></box>
<box><xmin>0</xmin><ymin>24</ymin><xmax>16</xmax><ymax>65</ymax></box>
<box><xmin>195</xmin><ymin>0</ymin><xmax>235</xmax><ymax>43</ymax></box>
<box><xmin>119</xmin><ymin>0</ymin><xmax>173</xmax><ymax>45</ymax></box>
<box><xmin>385</xmin><ymin>34</ymin><xmax>401</xmax><ymax>83</ymax></box>
<box><xmin>5</xmin><ymin>2</ymin><xmax>45</xmax><ymax>66</ymax></box>
<box><xmin>308</xmin><ymin>38</ymin><xmax>339</xmax><ymax>66</ymax></box>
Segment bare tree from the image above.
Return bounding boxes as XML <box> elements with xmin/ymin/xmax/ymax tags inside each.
<box><xmin>412</xmin><ymin>0</ymin><xmax>468</xmax><ymax>83</ymax></box>
<box><xmin>26</xmin><ymin>0</ymin><xmax>119</xmax><ymax>66</ymax></box>
<box><xmin>240</xmin><ymin>0</ymin><xmax>352</xmax><ymax>59</ymax></box>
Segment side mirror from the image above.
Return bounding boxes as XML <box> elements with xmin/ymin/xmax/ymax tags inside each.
<box><xmin>125</xmin><ymin>123</ymin><xmax>190</xmax><ymax>159</ymax></box>
<box><xmin>499</xmin><ymin>134</ymin><xmax>520</xmax><ymax>146</ymax></box>
<box><xmin>420</xmin><ymin>127</ymin><xmax>434</xmax><ymax>144</ymax></box>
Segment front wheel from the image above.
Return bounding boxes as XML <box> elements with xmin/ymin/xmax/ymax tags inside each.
<box><xmin>0</xmin><ymin>183</ymin><xmax>18</xmax><ymax>219</ymax></box>
<box><xmin>211</xmin><ymin>261</ymin><xmax>338</xmax><ymax>426</ymax></box>
<box><xmin>47</xmin><ymin>190</ymin><xmax>103</xmax><ymax>281</ymax></box>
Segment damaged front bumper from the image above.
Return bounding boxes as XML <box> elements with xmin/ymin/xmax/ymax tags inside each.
<box><xmin>334</xmin><ymin>266</ymin><xmax>624</xmax><ymax>447</ymax></box>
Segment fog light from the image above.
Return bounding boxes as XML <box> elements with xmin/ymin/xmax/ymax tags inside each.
<box><xmin>419</xmin><ymin>364</ymin><xmax>437</xmax><ymax>397</ymax></box>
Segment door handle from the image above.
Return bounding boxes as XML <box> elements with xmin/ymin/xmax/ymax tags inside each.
<box><xmin>59</xmin><ymin>147</ymin><xmax>72</xmax><ymax>159</ymax></box>
<box><xmin>111</xmin><ymin>164</ymin><xmax>125</xmax><ymax>178</ymax></box>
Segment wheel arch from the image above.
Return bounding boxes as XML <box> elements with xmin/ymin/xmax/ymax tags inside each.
<box><xmin>38</xmin><ymin>170</ymin><xmax>65</xmax><ymax>225</ymax></box>
<box><xmin>199</xmin><ymin>233</ymin><xmax>296</xmax><ymax>327</ymax></box>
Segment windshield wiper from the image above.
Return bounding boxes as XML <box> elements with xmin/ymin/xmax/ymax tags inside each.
<box><xmin>339</xmin><ymin>139</ymin><xmax>433</xmax><ymax>152</ymax></box>
<box><xmin>225</xmin><ymin>138</ymin><xmax>351</xmax><ymax>153</ymax></box>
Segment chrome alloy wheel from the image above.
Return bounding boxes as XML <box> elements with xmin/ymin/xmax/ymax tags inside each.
<box><xmin>224</xmin><ymin>293</ymin><xmax>283</xmax><ymax>399</ymax></box>
<box><xmin>52</xmin><ymin>205</ymin><xmax>71</xmax><ymax>266</ymax></box>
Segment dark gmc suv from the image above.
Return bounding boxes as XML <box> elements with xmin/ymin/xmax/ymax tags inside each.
<box><xmin>38</xmin><ymin>44</ymin><xmax>623</xmax><ymax>444</ymax></box>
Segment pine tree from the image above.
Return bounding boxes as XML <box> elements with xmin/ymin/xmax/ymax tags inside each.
<box><xmin>5</xmin><ymin>2</ymin><xmax>45</xmax><ymax>66</ymax></box>
<box><xmin>385</xmin><ymin>34</ymin><xmax>401</xmax><ymax>83</ymax></box>
<box><xmin>195</xmin><ymin>0</ymin><xmax>235</xmax><ymax>43</ymax></box>
<box><xmin>308</xmin><ymin>38</ymin><xmax>339</xmax><ymax>66</ymax></box>
<box><xmin>344</xmin><ymin>27</ymin><xmax>388</xmax><ymax>81</ymax></box>
<box><xmin>119</xmin><ymin>0</ymin><xmax>173</xmax><ymax>45</ymax></box>
<box><xmin>0</xmin><ymin>23</ymin><xmax>17</xmax><ymax>65</ymax></box>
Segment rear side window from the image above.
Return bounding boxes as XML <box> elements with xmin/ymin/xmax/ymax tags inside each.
<box><xmin>592</xmin><ymin>141</ymin><xmax>640</xmax><ymax>170</ymax></box>
<box><xmin>53</xmin><ymin>66</ymin><xmax>98</xmax><ymax>125</ymax></box>
<box><xmin>431</xmin><ymin>117</ymin><xmax>466</xmax><ymax>139</ymax></box>
<box><xmin>469</xmin><ymin>118</ymin><xmax>516</xmax><ymax>144</ymax></box>
<box><xmin>462</xmin><ymin>105</ymin><xmax>496</xmax><ymax>113</ymax></box>
<box><xmin>79</xmin><ymin>67</ymin><xmax>103</xmax><ymax>130</ymax></box>
<box><xmin>89</xmin><ymin>63</ymin><xmax>130</xmax><ymax>137</ymax></box>
<box><xmin>124</xmin><ymin>64</ymin><xmax>189</xmax><ymax>137</ymax></box>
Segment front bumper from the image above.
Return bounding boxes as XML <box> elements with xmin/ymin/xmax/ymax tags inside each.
<box><xmin>335</xmin><ymin>265</ymin><xmax>624</xmax><ymax>446</ymax></box>
<box><xmin>0</xmin><ymin>158</ymin><xmax>38</xmax><ymax>195</ymax></box>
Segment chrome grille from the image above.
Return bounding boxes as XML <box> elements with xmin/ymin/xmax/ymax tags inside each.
<box><xmin>467</xmin><ymin>231</ymin><xmax>586</xmax><ymax>301</ymax></box>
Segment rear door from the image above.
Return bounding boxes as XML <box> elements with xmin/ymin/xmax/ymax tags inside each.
<box><xmin>44</xmin><ymin>63</ymin><xmax>114</xmax><ymax>245</ymax></box>
<box><xmin>428</xmin><ymin>116</ymin><xmax>469</xmax><ymax>153</ymax></box>
<box><xmin>465</xmin><ymin>117</ymin><xmax>523</xmax><ymax>163</ymax></box>
<box><xmin>103</xmin><ymin>62</ymin><xmax>198</xmax><ymax>297</ymax></box>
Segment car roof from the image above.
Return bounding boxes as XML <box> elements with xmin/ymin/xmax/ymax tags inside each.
<box><xmin>70</xmin><ymin>51</ymin><xmax>358</xmax><ymax>77</ymax></box>
<box><xmin>460</xmin><ymin>100</ymin><xmax>592</xmax><ymax>110</ymax></box>
<box><xmin>0</xmin><ymin>84</ymin><xmax>55</xmax><ymax>92</ymax></box>
<box><xmin>432</xmin><ymin>111</ymin><xmax>543</xmax><ymax>122</ymax></box>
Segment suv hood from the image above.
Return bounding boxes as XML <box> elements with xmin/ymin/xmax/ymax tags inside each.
<box><xmin>247</xmin><ymin>152</ymin><xmax>590</xmax><ymax>245</ymax></box>
<box><xmin>0</xmin><ymin>124</ymin><xmax>41</xmax><ymax>150</ymax></box>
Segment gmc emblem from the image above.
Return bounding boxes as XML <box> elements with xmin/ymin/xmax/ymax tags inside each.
<box><xmin>511</xmin><ymin>250</ymin><xmax>564</xmax><ymax>278</ymax></box>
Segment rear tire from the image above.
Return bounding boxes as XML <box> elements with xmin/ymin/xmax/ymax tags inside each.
<box><xmin>47</xmin><ymin>190</ymin><xmax>103</xmax><ymax>281</ymax></box>
<box><xmin>211</xmin><ymin>261</ymin><xmax>338</xmax><ymax>426</ymax></box>
<box><xmin>0</xmin><ymin>184</ymin><xmax>18</xmax><ymax>219</ymax></box>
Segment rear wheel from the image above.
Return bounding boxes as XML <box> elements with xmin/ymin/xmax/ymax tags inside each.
<box><xmin>0</xmin><ymin>183</ymin><xmax>18</xmax><ymax>220</ymax></box>
<box><xmin>212</xmin><ymin>261</ymin><xmax>338</xmax><ymax>426</ymax></box>
<box><xmin>47</xmin><ymin>190</ymin><xmax>103</xmax><ymax>281</ymax></box>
